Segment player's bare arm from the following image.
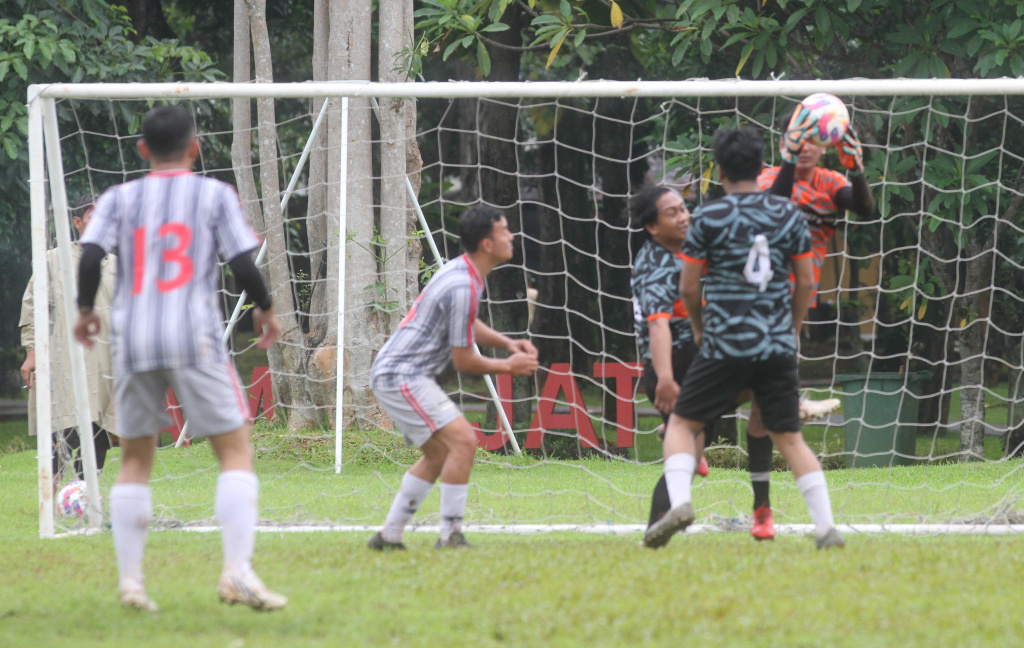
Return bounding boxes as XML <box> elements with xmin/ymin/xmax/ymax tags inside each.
<box><xmin>473</xmin><ymin>319</ymin><xmax>538</xmax><ymax>357</ymax></box>
<box><xmin>252</xmin><ymin>306</ymin><xmax>282</xmax><ymax>350</ymax></box>
<box><xmin>450</xmin><ymin>344</ymin><xmax>538</xmax><ymax>377</ymax></box>
<box><xmin>647</xmin><ymin>317</ymin><xmax>678</xmax><ymax>414</ymax></box>
<box><xmin>680</xmin><ymin>260</ymin><xmax>704</xmax><ymax>346</ymax></box>
<box><xmin>791</xmin><ymin>255</ymin><xmax>815</xmax><ymax>336</ymax></box>
<box><xmin>226</xmin><ymin>250</ymin><xmax>279</xmax><ymax>349</ymax></box>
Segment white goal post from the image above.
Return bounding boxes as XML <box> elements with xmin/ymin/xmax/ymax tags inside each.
<box><xmin>27</xmin><ymin>78</ymin><xmax>1024</xmax><ymax>539</ymax></box>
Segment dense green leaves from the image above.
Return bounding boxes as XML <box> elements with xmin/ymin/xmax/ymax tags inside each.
<box><xmin>0</xmin><ymin>0</ymin><xmax>222</xmax><ymax>395</ymax></box>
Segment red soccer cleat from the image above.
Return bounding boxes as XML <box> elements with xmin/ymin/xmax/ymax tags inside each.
<box><xmin>696</xmin><ymin>455</ymin><xmax>710</xmax><ymax>477</ymax></box>
<box><xmin>751</xmin><ymin>504</ymin><xmax>775</xmax><ymax>541</ymax></box>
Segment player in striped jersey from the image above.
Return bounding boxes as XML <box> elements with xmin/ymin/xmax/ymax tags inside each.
<box><xmin>367</xmin><ymin>205</ymin><xmax>539</xmax><ymax>551</ymax></box>
<box><xmin>73</xmin><ymin>105</ymin><xmax>287</xmax><ymax>611</ymax></box>
<box><xmin>643</xmin><ymin>127</ymin><xmax>843</xmax><ymax>550</ymax></box>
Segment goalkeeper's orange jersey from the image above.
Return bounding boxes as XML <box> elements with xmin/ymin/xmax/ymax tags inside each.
<box><xmin>757</xmin><ymin>165</ymin><xmax>850</xmax><ymax>229</ymax></box>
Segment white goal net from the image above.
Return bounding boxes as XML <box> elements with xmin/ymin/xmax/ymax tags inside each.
<box><xmin>28</xmin><ymin>79</ymin><xmax>1024</xmax><ymax>538</ymax></box>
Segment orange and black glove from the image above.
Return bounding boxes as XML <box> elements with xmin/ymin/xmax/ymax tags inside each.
<box><xmin>837</xmin><ymin>125</ymin><xmax>864</xmax><ymax>176</ymax></box>
<box><xmin>780</xmin><ymin>105</ymin><xmax>815</xmax><ymax>165</ymax></box>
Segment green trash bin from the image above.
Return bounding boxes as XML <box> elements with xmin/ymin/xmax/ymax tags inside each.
<box><xmin>834</xmin><ymin>372</ymin><xmax>928</xmax><ymax>468</ymax></box>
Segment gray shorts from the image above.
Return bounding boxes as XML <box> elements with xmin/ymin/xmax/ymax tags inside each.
<box><xmin>115</xmin><ymin>363</ymin><xmax>250</xmax><ymax>439</ymax></box>
<box><xmin>373</xmin><ymin>379</ymin><xmax>462</xmax><ymax>447</ymax></box>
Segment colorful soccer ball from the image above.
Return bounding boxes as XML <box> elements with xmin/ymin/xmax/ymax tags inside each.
<box><xmin>57</xmin><ymin>480</ymin><xmax>88</xmax><ymax>517</ymax></box>
<box><xmin>800</xmin><ymin>93</ymin><xmax>850</xmax><ymax>147</ymax></box>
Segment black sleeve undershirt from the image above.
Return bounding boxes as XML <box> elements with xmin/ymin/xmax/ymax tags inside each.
<box><xmin>77</xmin><ymin>243</ymin><xmax>106</xmax><ymax>310</ymax></box>
<box><xmin>833</xmin><ymin>174</ymin><xmax>875</xmax><ymax>219</ymax></box>
<box><xmin>228</xmin><ymin>251</ymin><xmax>273</xmax><ymax>311</ymax></box>
<box><xmin>79</xmin><ymin>245</ymin><xmax>272</xmax><ymax>312</ymax></box>
<box><xmin>769</xmin><ymin>162</ymin><xmax>797</xmax><ymax>199</ymax></box>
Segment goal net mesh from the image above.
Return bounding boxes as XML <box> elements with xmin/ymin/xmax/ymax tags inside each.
<box><xmin>33</xmin><ymin>83</ymin><xmax>1024</xmax><ymax>536</ymax></box>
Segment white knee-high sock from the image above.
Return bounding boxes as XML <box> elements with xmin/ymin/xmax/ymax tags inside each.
<box><xmin>664</xmin><ymin>453</ymin><xmax>696</xmax><ymax>508</ymax></box>
<box><xmin>439</xmin><ymin>482</ymin><xmax>469</xmax><ymax>542</ymax></box>
<box><xmin>111</xmin><ymin>483</ymin><xmax>151</xmax><ymax>587</ymax></box>
<box><xmin>796</xmin><ymin>470</ymin><xmax>835</xmax><ymax>537</ymax></box>
<box><xmin>215</xmin><ymin>470</ymin><xmax>259</xmax><ymax>575</ymax></box>
<box><xmin>382</xmin><ymin>472</ymin><xmax>434</xmax><ymax>542</ymax></box>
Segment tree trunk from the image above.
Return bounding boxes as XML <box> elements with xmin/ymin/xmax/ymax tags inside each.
<box><xmin>533</xmin><ymin>106</ymin><xmax>594</xmax><ymax>371</ymax></box>
<box><xmin>231</xmin><ymin>0</ymin><xmax>292</xmax><ymax>409</ymax></box>
<box><xmin>915</xmin><ymin>209</ymin><xmax>958</xmax><ymax>437</ymax></box>
<box><xmin>377</xmin><ymin>0</ymin><xmax>412</xmax><ymax>332</ymax></box>
<box><xmin>245</xmin><ymin>0</ymin><xmax>321</xmax><ymax>430</ymax></box>
<box><xmin>474</xmin><ymin>4</ymin><xmax>533</xmax><ymax>429</ymax></box>
<box><xmin>306</xmin><ymin>0</ymin><xmax>331</xmax><ymax>340</ymax></box>
<box><xmin>1006</xmin><ymin>363</ymin><xmax>1024</xmax><ymax>457</ymax></box>
<box><xmin>958</xmin><ymin>235</ymin><xmax>993</xmax><ymax>460</ymax></box>
<box><xmin>403</xmin><ymin>2</ymin><xmax>422</xmax><ymax>308</ymax></box>
<box><xmin>329</xmin><ymin>0</ymin><xmax>378</xmax><ymax>424</ymax></box>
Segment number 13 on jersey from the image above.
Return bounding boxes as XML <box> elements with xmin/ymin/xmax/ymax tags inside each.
<box><xmin>132</xmin><ymin>223</ymin><xmax>195</xmax><ymax>295</ymax></box>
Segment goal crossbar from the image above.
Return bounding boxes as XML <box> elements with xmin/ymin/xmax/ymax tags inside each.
<box><xmin>30</xmin><ymin>78</ymin><xmax>1024</xmax><ymax>102</ymax></box>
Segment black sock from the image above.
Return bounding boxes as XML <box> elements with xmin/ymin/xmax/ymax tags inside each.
<box><xmin>648</xmin><ymin>475</ymin><xmax>671</xmax><ymax>527</ymax></box>
<box><xmin>752</xmin><ymin>479</ymin><xmax>771</xmax><ymax>511</ymax></box>
<box><xmin>747</xmin><ymin>433</ymin><xmax>774</xmax><ymax>511</ymax></box>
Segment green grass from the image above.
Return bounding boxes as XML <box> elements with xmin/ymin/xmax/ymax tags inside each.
<box><xmin>0</xmin><ymin>419</ymin><xmax>31</xmax><ymax>456</ymax></box>
<box><xmin>3</xmin><ymin>422</ymin><xmax>1024</xmax><ymax>646</ymax></box>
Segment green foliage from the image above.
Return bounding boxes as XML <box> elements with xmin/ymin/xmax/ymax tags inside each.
<box><xmin>0</xmin><ymin>0</ymin><xmax>223</xmax><ymax>396</ymax></box>
<box><xmin>0</xmin><ymin>0</ymin><xmax>219</xmax><ymax>165</ymax></box>
<box><xmin>410</xmin><ymin>1</ymin><xmax>1024</xmax><ymax>85</ymax></box>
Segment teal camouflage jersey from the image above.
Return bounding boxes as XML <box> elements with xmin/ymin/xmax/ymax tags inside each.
<box><xmin>681</xmin><ymin>192</ymin><xmax>812</xmax><ymax>361</ymax></box>
<box><xmin>631</xmin><ymin>238</ymin><xmax>693</xmax><ymax>363</ymax></box>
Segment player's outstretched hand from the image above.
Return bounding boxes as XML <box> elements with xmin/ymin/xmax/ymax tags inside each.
<box><xmin>780</xmin><ymin>105</ymin><xmax>814</xmax><ymax>165</ymax></box>
<box><xmin>837</xmin><ymin>125</ymin><xmax>864</xmax><ymax>174</ymax></box>
<box><xmin>654</xmin><ymin>376</ymin><xmax>680</xmax><ymax>415</ymax></box>
<box><xmin>507</xmin><ymin>351</ymin><xmax>539</xmax><ymax>377</ymax></box>
<box><xmin>253</xmin><ymin>306</ymin><xmax>282</xmax><ymax>349</ymax></box>
<box><xmin>73</xmin><ymin>311</ymin><xmax>102</xmax><ymax>349</ymax></box>
<box><xmin>508</xmin><ymin>338</ymin><xmax>539</xmax><ymax>359</ymax></box>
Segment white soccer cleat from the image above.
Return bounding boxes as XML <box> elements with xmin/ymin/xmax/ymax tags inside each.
<box><xmin>218</xmin><ymin>570</ymin><xmax>288</xmax><ymax>611</ymax></box>
<box><xmin>815</xmin><ymin>527</ymin><xmax>846</xmax><ymax>550</ymax></box>
<box><xmin>642</xmin><ymin>502</ymin><xmax>695</xmax><ymax>549</ymax></box>
<box><xmin>120</xmin><ymin>579</ymin><xmax>158</xmax><ymax>613</ymax></box>
<box><xmin>799</xmin><ymin>396</ymin><xmax>841</xmax><ymax>423</ymax></box>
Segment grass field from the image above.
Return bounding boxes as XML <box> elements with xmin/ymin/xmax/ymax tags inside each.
<box><xmin>3</xmin><ymin>420</ymin><xmax>1024</xmax><ymax>647</ymax></box>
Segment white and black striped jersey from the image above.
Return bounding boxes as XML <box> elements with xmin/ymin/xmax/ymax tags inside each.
<box><xmin>80</xmin><ymin>170</ymin><xmax>261</xmax><ymax>374</ymax></box>
<box><xmin>370</xmin><ymin>254</ymin><xmax>483</xmax><ymax>390</ymax></box>
<box><xmin>630</xmin><ymin>238</ymin><xmax>693</xmax><ymax>363</ymax></box>
<box><xmin>682</xmin><ymin>192</ymin><xmax>812</xmax><ymax>361</ymax></box>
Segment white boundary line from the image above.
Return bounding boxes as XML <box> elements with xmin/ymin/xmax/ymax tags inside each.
<box><xmin>49</xmin><ymin>523</ymin><xmax>1024</xmax><ymax>539</ymax></box>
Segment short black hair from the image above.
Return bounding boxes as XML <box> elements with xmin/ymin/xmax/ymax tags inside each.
<box><xmin>628</xmin><ymin>186</ymin><xmax>676</xmax><ymax>233</ymax></box>
<box><xmin>459</xmin><ymin>205</ymin><xmax>505</xmax><ymax>253</ymax></box>
<box><xmin>712</xmin><ymin>126</ymin><xmax>765</xmax><ymax>182</ymax></box>
<box><xmin>70</xmin><ymin>194</ymin><xmax>98</xmax><ymax>220</ymax></box>
<box><xmin>142</xmin><ymin>105</ymin><xmax>196</xmax><ymax>160</ymax></box>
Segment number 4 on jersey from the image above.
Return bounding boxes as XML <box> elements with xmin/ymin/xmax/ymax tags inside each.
<box><xmin>743</xmin><ymin>234</ymin><xmax>773</xmax><ymax>292</ymax></box>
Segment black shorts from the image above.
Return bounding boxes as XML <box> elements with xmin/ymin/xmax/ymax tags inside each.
<box><xmin>642</xmin><ymin>341</ymin><xmax>699</xmax><ymax>424</ymax></box>
<box><xmin>674</xmin><ymin>353</ymin><xmax>801</xmax><ymax>433</ymax></box>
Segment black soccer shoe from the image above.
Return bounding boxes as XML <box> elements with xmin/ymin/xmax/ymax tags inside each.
<box><xmin>367</xmin><ymin>531</ymin><xmax>407</xmax><ymax>551</ymax></box>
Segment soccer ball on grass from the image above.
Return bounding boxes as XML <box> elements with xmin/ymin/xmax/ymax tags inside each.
<box><xmin>57</xmin><ymin>480</ymin><xmax>94</xmax><ymax>517</ymax></box>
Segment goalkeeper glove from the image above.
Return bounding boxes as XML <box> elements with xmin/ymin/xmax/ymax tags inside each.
<box><xmin>780</xmin><ymin>106</ymin><xmax>814</xmax><ymax>165</ymax></box>
<box><xmin>837</xmin><ymin>125</ymin><xmax>864</xmax><ymax>175</ymax></box>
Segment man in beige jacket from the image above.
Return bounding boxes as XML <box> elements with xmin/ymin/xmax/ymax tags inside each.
<box><xmin>20</xmin><ymin>194</ymin><xmax>118</xmax><ymax>483</ymax></box>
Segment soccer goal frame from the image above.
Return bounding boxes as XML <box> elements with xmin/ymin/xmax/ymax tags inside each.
<box><xmin>27</xmin><ymin>78</ymin><xmax>1024</xmax><ymax>539</ymax></box>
